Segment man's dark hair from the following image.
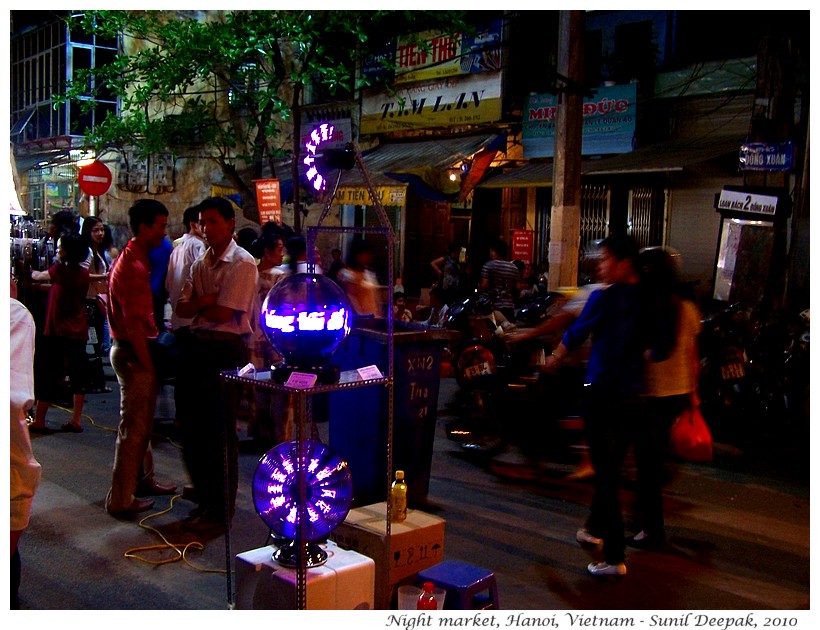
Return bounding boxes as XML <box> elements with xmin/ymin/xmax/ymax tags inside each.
<box><xmin>236</xmin><ymin>227</ymin><xmax>259</xmax><ymax>254</ymax></box>
<box><xmin>261</xmin><ymin>221</ymin><xmax>294</xmax><ymax>240</ymax></box>
<box><xmin>347</xmin><ymin>238</ymin><xmax>374</xmax><ymax>268</ymax></box>
<box><xmin>198</xmin><ymin>196</ymin><xmax>234</xmax><ymax>220</ymax></box>
<box><xmin>50</xmin><ymin>210</ymin><xmax>78</xmax><ymax>238</ymax></box>
<box><xmin>128</xmin><ymin>199</ymin><xmax>169</xmax><ymax>235</ymax></box>
<box><xmin>285</xmin><ymin>235</ymin><xmax>307</xmax><ymax>273</ymax></box>
<box><xmin>57</xmin><ymin>231</ymin><xmax>89</xmax><ymax>266</ymax></box>
<box><xmin>600</xmin><ymin>232</ymin><xmax>639</xmax><ymax>267</ymax></box>
<box><xmin>182</xmin><ymin>204</ymin><xmax>201</xmax><ymax>232</ymax></box>
<box><xmin>254</xmin><ymin>232</ymin><xmax>284</xmax><ymax>255</ymax></box>
<box><xmin>489</xmin><ymin>238</ymin><xmax>508</xmax><ymax>259</ymax></box>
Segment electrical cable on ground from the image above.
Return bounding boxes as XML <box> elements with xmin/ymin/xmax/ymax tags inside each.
<box><xmin>124</xmin><ymin>494</ymin><xmax>226</xmax><ymax>574</ymax></box>
<box><xmin>42</xmin><ymin>405</ymin><xmax>220</xmax><ymax>572</ymax></box>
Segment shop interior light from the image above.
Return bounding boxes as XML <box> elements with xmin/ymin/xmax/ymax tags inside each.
<box><xmin>69</xmin><ymin>149</ymin><xmax>96</xmax><ymax>167</ymax></box>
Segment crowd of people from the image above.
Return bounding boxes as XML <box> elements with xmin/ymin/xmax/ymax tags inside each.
<box><xmin>15</xmin><ymin>197</ymin><xmax>406</xmax><ymax>538</ymax></box>
<box><xmin>12</xmin><ymin>202</ymin><xmax>696</xmax><ymax>605</ymax></box>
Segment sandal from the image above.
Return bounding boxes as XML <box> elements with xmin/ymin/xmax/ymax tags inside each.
<box><xmin>29</xmin><ymin>425</ymin><xmax>55</xmax><ymax>435</ymax></box>
<box><xmin>60</xmin><ymin>422</ymin><xmax>83</xmax><ymax>433</ymax></box>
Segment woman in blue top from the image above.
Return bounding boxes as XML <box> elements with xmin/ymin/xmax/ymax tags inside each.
<box><xmin>543</xmin><ymin>233</ymin><xmax>646</xmax><ymax>579</ymax></box>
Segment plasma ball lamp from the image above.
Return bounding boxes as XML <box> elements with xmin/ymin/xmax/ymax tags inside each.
<box><xmin>252</xmin><ymin>440</ymin><xmax>354</xmax><ymax>567</ymax></box>
<box><xmin>260</xmin><ymin>272</ymin><xmax>352</xmax><ymax>384</ymax></box>
<box><xmin>303</xmin><ymin>123</ymin><xmax>336</xmax><ymax>192</ymax></box>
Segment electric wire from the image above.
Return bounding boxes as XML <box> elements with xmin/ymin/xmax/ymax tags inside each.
<box><xmin>123</xmin><ymin>494</ymin><xmax>226</xmax><ymax>574</ymax></box>
<box><xmin>33</xmin><ymin>401</ymin><xmax>225</xmax><ymax>573</ymax></box>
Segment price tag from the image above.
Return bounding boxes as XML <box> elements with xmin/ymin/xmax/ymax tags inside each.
<box><xmin>357</xmin><ymin>365</ymin><xmax>384</xmax><ymax>380</ymax></box>
<box><xmin>285</xmin><ymin>372</ymin><xmax>318</xmax><ymax>389</ymax></box>
<box><xmin>237</xmin><ymin>362</ymin><xmax>256</xmax><ymax>377</ymax></box>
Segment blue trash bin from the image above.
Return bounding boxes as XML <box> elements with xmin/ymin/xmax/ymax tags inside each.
<box><xmin>327</xmin><ymin>319</ymin><xmax>459</xmax><ymax>505</ymax></box>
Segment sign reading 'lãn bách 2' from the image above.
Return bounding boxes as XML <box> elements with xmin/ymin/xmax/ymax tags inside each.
<box><xmin>717</xmin><ymin>188</ymin><xmax>779</xmax><ymax>216</ymax></box>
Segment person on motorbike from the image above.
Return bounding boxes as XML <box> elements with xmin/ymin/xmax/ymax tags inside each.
<box><xmin>504</xmin><ymin>253</ymin><xmax>609</xmax><ymax>480</ymax></box>
<box><xmin>479</xmin><ymin>238</ymin><xmax>519</xmax><ymax>322</ymax></box>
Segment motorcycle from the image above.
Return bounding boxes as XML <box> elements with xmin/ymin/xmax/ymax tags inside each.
<box><xmin>442</xmin><ymin>291</ymin><xmax>512</xmax><ymax>454</ymax></box>
<box><xmin>697</xmin><ymin>302</ymin><xmax>758</xmax><ymax>448</ymax></box>
<box><xmin>746</xmin><ymin>307</ymin><xmax>810</xmax><ymax>442</ymax></box>
<box><xmin>783</xmin><ymin>309</ymin><xmax>810</xmax><ymax>433</ymax></box>
<box><xmin>441</xmin><ymin>290</ymin><xmax>565</xmax><ymax>455</ymax></box>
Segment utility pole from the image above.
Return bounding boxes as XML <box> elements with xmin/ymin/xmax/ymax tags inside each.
<box><xmin>547</xmin><ymin>10</ymin><xmax>585</xmax><ymax>290</ymax></box>
<box><xmin>746</xmin><ymin>32</ymin><xmax>795</xmax><ymax>320</ymax></box>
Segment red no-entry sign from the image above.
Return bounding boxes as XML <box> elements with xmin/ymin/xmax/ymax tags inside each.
<box><xmin>78</xmin><ymin>160</ymin><xmax>113</xmax><ymax>196</ymax></box>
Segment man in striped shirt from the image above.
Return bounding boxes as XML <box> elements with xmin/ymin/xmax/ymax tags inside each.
<box><xmin>480</xmin><ymin>238</ymin><xmax>520</xmax><ymax>322</ymax></box>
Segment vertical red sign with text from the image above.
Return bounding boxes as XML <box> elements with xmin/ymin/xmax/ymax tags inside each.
<box><xmin>255</xmin><ymin>179</ymin><xmax>281</xmax><ymax>224</ymax></box>
<box><xmin>511</xmin><ymin>229</ymin><xmax>534</xmax><ymax>264</ymax></box>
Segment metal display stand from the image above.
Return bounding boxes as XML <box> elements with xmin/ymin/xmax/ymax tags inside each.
<box><xmin>221</xmin><ymin>143</ymin><xmax>396</xmax><ymax>610</ymax></box>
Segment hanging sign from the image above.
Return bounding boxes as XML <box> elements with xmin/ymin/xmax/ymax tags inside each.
<box><xmin>522</xmin><ymin>83</ymin><xmax>637</xmax><ymax>157</ymax></box>
<box><xmin>511</xmin><ymin>229</ymin><xmax>534</xmax><ymax>264</ymax></box>
<box><xmin>716</xmin><ymin>188</ymin><xmax>779</xmax><ymax>216</ymax></box>
<box><xmin>255</xmin><ymin>179</ymin><xmax>281</xmax><ymax>224</ymax></box>
<box><xmin>361</xmin><ymin>73</ymin><xmax>502</xmax><ymax>134</ymax></box>
<box><xmin>78</xmin><ymin>160</ymin><xmax>112</xmax><ymax>196</ymax></box>
<box><xmin>739</xmin><ymin>142</ymin><xmax>795</xmax><ymax>172</ymax></box>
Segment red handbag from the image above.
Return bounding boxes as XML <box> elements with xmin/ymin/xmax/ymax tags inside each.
<box><xmin>669</xmin><ymin>395</ymin><xmax>713</xmax><ymax>462</ymax></box>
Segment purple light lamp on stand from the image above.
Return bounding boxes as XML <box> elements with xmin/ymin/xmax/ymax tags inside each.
<box><xmin>260</xmin><ymin>272</ymin><xmax>352</xmax><ymax>385</ymax></box>
<box><xmin>255</xmin><ymin>271</ymin><xmax>355</xmax><ymax>567</ymax></box>
<box><xmin>252</xmin><ymin>439</ymin><xmax>353</xmax><ymax>567</ymax></box>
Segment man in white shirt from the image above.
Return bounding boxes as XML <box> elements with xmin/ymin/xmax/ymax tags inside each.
<box><xmin>166</xmin><ymin>204</ymin><xmax>206</xmax><ymax>335</ymax></box>
<box><xmin>175</xmin><ymin>197</ymin><xmax>257</xmax><ymax>533</ymax></box>
<box><xmin>10</xmin><ymin>285</ymin><xmax>42</xmax><ymax>608</ymax></box>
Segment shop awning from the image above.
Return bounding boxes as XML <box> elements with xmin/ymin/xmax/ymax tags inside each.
<box><xmin>337</xmin><ymin>133</ymin><xmax>504</xmax><ymax>201</ymax></box>
<box><xmin>479</xmin><ymin>135</ymin><xmax>743</xmax><ymax>188</ymax></box>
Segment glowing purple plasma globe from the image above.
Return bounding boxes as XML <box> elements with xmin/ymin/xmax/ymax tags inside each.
<box><xmin>260</xmin><ymin>272</ymin><xmax>351</xmax><ymax>383</ymax></box>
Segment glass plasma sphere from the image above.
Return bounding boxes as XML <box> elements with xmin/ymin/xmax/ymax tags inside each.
<box><xmin>252</xmin><ymin>439</ymin><xmax>354</xmax><ymax>541</ymax></box>
<box><xmin>260</xmin><ymin>272</ymin><xmax>351</xmax><ymax>372</ymax></box>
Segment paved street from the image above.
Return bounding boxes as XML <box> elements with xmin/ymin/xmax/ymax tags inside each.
<box><xmin>17</xmin><ymin>361</ymin><xmax>810</xmax><ymax>614</ymax></box>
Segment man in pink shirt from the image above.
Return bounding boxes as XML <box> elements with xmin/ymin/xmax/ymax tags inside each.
<box><xmin>105</xmin><ymin>199</ymin><xmax>177</xmax><ymax>515</ymax></box>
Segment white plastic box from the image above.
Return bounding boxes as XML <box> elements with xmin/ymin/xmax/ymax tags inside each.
<box><xmin>235</xmin><ymin>540</ymin><xmax>375</xmax><ymax>610</ymax></box>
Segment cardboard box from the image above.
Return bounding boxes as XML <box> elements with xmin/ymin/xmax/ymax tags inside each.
<box><xmin>330</xmin><ymin>502</ymin><xmax>446</xmax><ymax>609</ymax></box>
<box><xmin>235</xmin><ymin>540</ymin><xmax>375</xmax><ymax>610</ymax></box>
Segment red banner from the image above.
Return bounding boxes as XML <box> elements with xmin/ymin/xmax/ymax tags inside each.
<box><xmin>511</xmin><ymin>229</ymin><xmax>534</xmax><ymax>264</ymax></box>
<box><xmin>255</xmin><ymin>179</ymin><xmax>281</xmax><ymax>224</ymax></box>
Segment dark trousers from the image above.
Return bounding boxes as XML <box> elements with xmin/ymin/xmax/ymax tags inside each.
<box><xmin>177</xmin><ymin>333</ymin><xmax>248</xmax><ymax>520</ymax></box>
<box><xmin>11</xmin><ymin>547</ymin><xmax>21</xmax><ymax>609</ymax></box>
<box><xmin>634</xmin><ymin>394</ymin><xmax>688</xmax><ymax>537</ymax></box>
<box><xmin>582</xmin><ymin>384</ymin><xmax>647</xmax><ymax>565</ymax></box>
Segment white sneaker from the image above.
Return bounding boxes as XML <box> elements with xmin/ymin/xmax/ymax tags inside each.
<box><xmin>587</xmin><ymin>561</ymin><xmax>627</xmax><ymax>578</ymax></box>
<box><xmin>576</xmin><ymin>527</ymin><xmax>603</xmax><ymax>547</ymax></box>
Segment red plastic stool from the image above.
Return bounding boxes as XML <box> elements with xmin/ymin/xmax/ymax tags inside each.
<box><xmin>416</xmin><ymin>560</ymin><xmax>499</xmax><ymax>610</ymax></box>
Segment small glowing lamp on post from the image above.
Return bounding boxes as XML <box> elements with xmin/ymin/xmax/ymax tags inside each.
<box><xmin>260</xmin><ymin>273</ymin><xmax>351</xmax><ymax>385</ymax></box>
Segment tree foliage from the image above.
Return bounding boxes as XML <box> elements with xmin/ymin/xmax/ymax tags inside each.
<box><xmin>58</xmin><ymin>9</ymin><xmax>470</xmax><ymax>220</ymax></box>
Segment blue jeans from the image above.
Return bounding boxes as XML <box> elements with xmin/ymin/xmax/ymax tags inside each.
<box><xmin>105</xmin><ymin>342</ymin><xmax>158</xmax><ymax>513</ymax></box>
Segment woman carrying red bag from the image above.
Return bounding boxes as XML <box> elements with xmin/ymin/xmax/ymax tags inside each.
<box><xmin>630</xmin><ymin>247</ymin><xmax>703</xmax><ymax>551</ymax></box>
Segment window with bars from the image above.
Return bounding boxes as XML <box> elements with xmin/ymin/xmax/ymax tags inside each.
<box><xmin>10</xmin><ymin>15</ymin><xmax>118</xmax><ymax>143</ymax></box>
<box><xmin>578</xmin><ymin>183</ymin><xmax>611</xmax><ymax>282</ymax></box>
<box><xmin>628</xmin><ymin>186</ymin><xmax>667</xmax><ymax>249</ymax></box>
